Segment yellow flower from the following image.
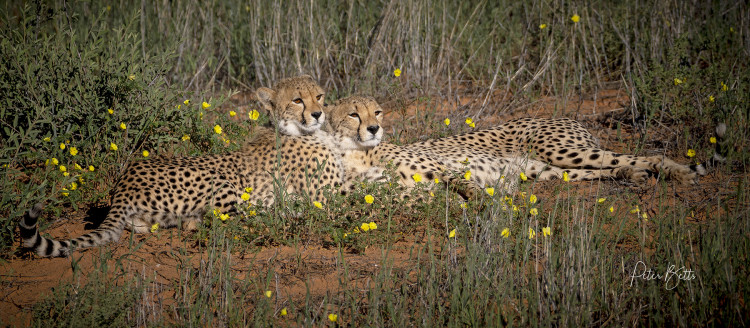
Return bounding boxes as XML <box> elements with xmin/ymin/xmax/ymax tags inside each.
<box><xmin>444</xmin><ymin>118</ymin><xmax>450</xmax><ymax>126</ymax></box>
<box><xmin>520</xmin><ymin>172</ymin><xmax>528</xmax><ymax>181</ymax></box>
<box><xmin>686</xmin><ymin>149</ymin><xmax>696</xmax><ymax>158</ymax></box>
<box><xmin>280</xmin><ymin>308</ymin><xmax>287</xmax><ymax>316</ymax></box>
<box><xmin>642</xmin><ymin>212</ymin><xmax>648</xmax><ymax>219</ymax></box>
<box><xmin>51</xmin><ymin>157</ymin><xmax>59</xmax><ymax>166</ymax></box>
<box><xmin>673</xmin><ymin>78</ymin><xmax>683</xmax><ymax>85</ymax></box>
<box><xmin>202</xmin><ymin>101</ymin><xmax>211</xmax><ymax>109</ymax></box>
<box><xmin>710</xmin><ymin>137</ymin><xmax>717</xmax><ymax>144</ymax></box>
<box><xmin>394</xmin><ymin>68</ymin><xmax>401</xmax><ymax>77</ymax></box>
<box><xmin>530</xmin><ymin>208</ymin><xmax>538</xmax><ymax>216</ymax></box>
<box><xmin>142</xmin><ymin>150</ymin><xmax>150</xmax><ymax>157</ymax></box>
<box><xmin>108</xmin><ymin>108</ymin><xmax>114</xmax><ymax>115</ymax></box>
<box><xmin>63</xmin><ymin>172</ymin><xmax>69</xmax><ymax>177</ymax></box>
<box><xmin>245</xmin><ymin>187</ymin><xmax>254</xmax><ymax>193</ymax></box>
<box><xmin>241</xmin><ymin>193</ymin><xmax>250</xmax><ymax>201</ymax></box>
<box><xmin>120</xmin><ymin>122</ymin><xmax>127</xmax><ymax>130</ymax></box>
<box><xmin>88</xmin><ymin>165</ymin><xmax>95</xmax><ymax>172</ymax></box>
<box><xmin>214</xmin><ymin>125</ymin><xmax>223</xmax><ymax>134</ymax></box>
<box><xmin>70</xmin><ymin>182</ymin><xmax>78</xmax><ymax>191</ymax></box>
<box><xmin>199</xmin><ymin>112</ymin><xmax>204</xmax><ymax>120</ymax></box>
<box><xmin>184</xmin><ymin>99</ymin><xmax>190</xmax><ymax>105</ymax></box>
<box><xmin>709</xmin><ymin>95</ymin><xmax>715</xmax><ymax>102</ymax></box>
<box><xmin>43</xmin><ymin>136</ymin><xmax>50</xmax><ymax>142</ymax></box>
<box><xmin>249</xmin><ymin>110</ymin><xmax>260</xmax><ymax>121</ymax></box>
<box><xmin>571</xmin><ymin>14</ymin><xmax>580</xmax><ymax>23</ymax></box>
<box><xmin>529</xmin><ymin>194</ymin><xmax>537</xmax><ymax>204</ymax></box>
<box><xmin>721</xmin><ymin>82</ymin><xmax>728</xmax><ymax>91</ymax></box>
<box><xmin>630</xmin><ymin>206</ymin><xmax>640</xmax><ymax>214</ymax></box>
<box><xmin>513</xmin><ymin>205</ymin><xmax>519</xmax><ymax>212</ymax></box>
<box><xmin>150</xmin><ymin>223</ymin><xmax>159</xmax><ymax>232</ymax></box>
<box><xmin>360</xmin><ymin>222</ymin><xmax>370</xmax><ymax>232</ymax></box>
<box><xmin>219</xmin><ymin>213</ymin><xmax>230</xmax><ymax>221</ymax></box>
<box><xmin>313</xmin><ymin>201</ymin><xmax>323</xmax><ymax>209</ymax></box>
<box><xmin>69</xmin><ymin>147</ymin><xmax>78</xmax><ymax>156</ymax></box>
<box><xmin>539</xmin><ymin>23</ymin><xmax>547</xmax><ymax>29</ymax></box>
<box><xmin>368</xmin><ymin>222</ymin><xmax>377</xmax><ymax>230</ymax></box>
<box><xmin>609</xmin><ymin>206</ymin><xmax>614</xmax><ymax>213</ymax></box>
<box><xmin>353</xmin><ymin>228</ymin><xmax>360</xmax><ymax>233</ymax></box>
<box><xmin>542</xmin><ymin>227</ymin><xmax>551</xmax><ymax>237</ymax></box>
<box><xmin>460</xmin><ymin>203</ymin><xmax>468</xmax><ymax>209</ymax></box>
<box><xmin>264</xmin><ymin>290</ymin><xmax>272</xmax><ymax>298</ymax></box>
<box><xmin>412</xmin><ymin>173</ymin><xmax>422</xmax><ymax>183</ymax></box>
<box><xmin>59</xmin><ymin>143</ymin><xmax>66</xmax><ymax>150</ymax></box>
<box><xmin>78</xmin><ymin>176</ymin><xmax>84</xmax><ymax>183</ymax></box>
<box><xmin>469</xmin><ymin>122</ymin><xmax>475</xmax><ymax>128</ymax></box>
<box><xmin>434</xmin><ymin>178</ymin><xmax>440</xmax><ymax>184</ymax></box>
<box><xmin>59</xmin><ymin>165</ymin><xmax>66</xmax><ymax>172</ymax></box>
<box><xmin>429</xmin><ymin>192</ymin><xmax>435</xmax><ymax>197</ymax></box>
<box><xmin>465</xmin><ymin>118</ymin><xmax>473</xmax><ymax>125</ymax></box>
<box><xmin>449</xmin><ymin>228</ymin><xmax>456</xmax><ymax>238</ymax></box>
<box><xmin>528</xmin><ymin>228</ymin><xmax>536</xmax><ymax>239</ymax></box>
<box><xmin>485</xmin><ymin>187</ymin><xmax>495</xmax><ymax>196</ymax></box>
<box><xmin>109</xmin><ymin>143</ymin><xmax>118</xmax><ymax>151</ymax></box>
<box><xmin>229</xmin><ymin>110</ymin><xmax>236</xmax><ymax>117</ymax></box>
<box><xmin>597</xmin><ymin>197</ymin><xmax>606</xmax><ymax>203</ymax></box>
<box><xmin>248</xmin><ymin>210</ymin><xmax>257</xmax><ymax>216</ymax></box>
<box><xmin>364</xmin><ymin>194</ymin><xmax>374</xmax><ymax>204</ymax></box>
<box><xmin>61</xmin><ymin>188</ymin><xmax>69</xmax><ymax>197</ymax></box>
<box><xmin>74</xmin><ymin>163</ymin><xmax>82</xmax><ymax>170</ymax></box>
<box><xmin>464</xmin><ymin>170</ymin><xmax>471</xmax><ymax>180</ymax></box>
<box><xmin>501</xmin><ymin>228</ymin><xmax>510</xmax><ymax>238</ymax></box>
<box><xmin>128</xmin><ymin>74</ymin><xmax>135</xmax><ymax>81</ymax></box>
<box><xmin>563</xmin><ymin>171</ymin><xmax>569</xmax><ymax>182</ymax></box>
<box><xmin>182</xmin><ymin>135</ymin><xmax>191</xmax><ymax>141</ymax></box>
<box><xmin>328</xmin><ymin>314</ymin><xmax>338</xmax><ymax>322</ymax></box>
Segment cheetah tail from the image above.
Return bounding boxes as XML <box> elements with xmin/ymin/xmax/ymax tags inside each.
<box><xmin>709</xmin><ymin>123</ymin><xmax>727</xmax><ymax>166</ymax></box>
<box><xmin>18</xmin><ymin>203</ymin><xmax>73</xmax><ymax>257</ymax></box>
<box><xmin>19</xmin><ymin>203</ymin><xmax>127</xmax><ymax>258</ymax></box>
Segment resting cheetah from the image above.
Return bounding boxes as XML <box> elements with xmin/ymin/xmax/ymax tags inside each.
<box><xmin>255</xmin><ymin>74</ymin><xmax>326</xmax><ymax>136</ymax></box>
<box><xmin>326</xmin><ymin>96</ymin><xmax>479</xmax><ymax>199</ymax></box>
<box><xmin>20</xmin><ymin>76</ymin><xmax>340</xmax><ymax>258</ymax></box>
<box><xmin>405</xmin><ymin>117</ymin><xmax>705</xmax><ymax>186</ymax></box>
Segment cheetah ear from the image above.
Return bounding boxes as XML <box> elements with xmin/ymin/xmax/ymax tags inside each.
<box><xmin>255</xmin><ymin>87</ymin><xmax>275</xmax><ymax>112</ymax></box>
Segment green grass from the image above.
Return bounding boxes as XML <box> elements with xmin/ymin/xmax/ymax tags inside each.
<box><xmin>1</xmin><ymin>0</ymin><xmax>749</xmax><ymax>327</ymax></box>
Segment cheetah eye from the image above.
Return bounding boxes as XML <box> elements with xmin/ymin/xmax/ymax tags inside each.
<box><xmin>293</xmin><ymin>98</ymin><xmax>303</xmax><ymax>104</ymax></box>
<box><xmin>349</xmin><ymin>113</ymin><xmax>359</xmax><ymax>118</ymax></box>
<box><xmin>374</xmin><ymin>111</ymin><xmax>383</xmax><ymax>116</ymax></box>
<box><xmin>316</xmin><ymin>94</ymin><xmax>323</xmax><ymax>101</ymax></box>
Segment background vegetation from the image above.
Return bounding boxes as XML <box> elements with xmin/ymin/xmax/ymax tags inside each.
<box><xmin>0</xmin><ymin>0</ymin><xmax>748</xmax><ymax>326</ymax></box>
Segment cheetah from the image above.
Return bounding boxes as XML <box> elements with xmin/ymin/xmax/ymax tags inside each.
<box><xmin>255</xmin><ymin>74</ymin><xmax>326</xmax><ymax>136</ymax></box>
<box><xmin>19</xmin><ymin>76</ymin><xmax>341</xmax><ymax>258</ymax></box>
<box><xmin>405</xmin><ymin>117</ymin><xmax>705</xmax><ymax>186</ymax></box>
<box><xmin>324</xmin><ymin>96</ymin><xmax>479</xmax><ymax>199</ymax></box>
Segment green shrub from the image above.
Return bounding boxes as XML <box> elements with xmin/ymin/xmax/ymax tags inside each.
<box><xmin>0</xmin><ymin>4</ymin><xmax>244</xmax><ymax>252</ymax></box>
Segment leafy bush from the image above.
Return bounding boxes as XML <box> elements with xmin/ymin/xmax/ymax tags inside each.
<box><xmin>0</xmin><ymin>5</ymin><xmax>244</xmax><ymax>252</ymax></box>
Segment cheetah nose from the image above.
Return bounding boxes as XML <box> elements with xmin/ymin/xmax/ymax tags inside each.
<box><xmin>311</xmin><ymin>111</ymin><xmax>322</xmax><ymax>120</ymax></box>
<box><xmin>367</xmin><ymin>125</ymin><xmax>380</xmax><ymax>135</ymax></box>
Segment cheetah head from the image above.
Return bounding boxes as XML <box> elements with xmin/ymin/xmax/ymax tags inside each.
<box><xmin>256</xmin><ymin>75</ymin><xmax>326</xmax><ymax>136</ymax></box>
<box><xmin>325</xmin><ymin>96</ymin><xmax>384</xmax><ymax>150</ymax></box>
